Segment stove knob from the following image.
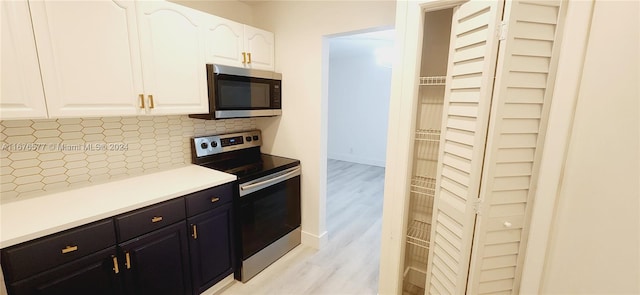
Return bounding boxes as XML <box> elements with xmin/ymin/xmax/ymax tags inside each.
<box><xmin>200</xmin><ymin>142</ymin><xmax>208</xmax><ymax>149</ymax></box>
<box><xmin>246</xmin><ymin>136</ymin><xmax>252</xmax><ymax>142</ymax></box>
<box><xmin>211</xmin><ymin>141</ymin><xmax>218</xmax><ymax>148</ymax></box>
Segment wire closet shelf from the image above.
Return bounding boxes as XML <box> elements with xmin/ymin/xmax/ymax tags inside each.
<box><xmin>419</xmin><ymin>76</ymin><xmax>446</xmax><ymax>86</ymax></box>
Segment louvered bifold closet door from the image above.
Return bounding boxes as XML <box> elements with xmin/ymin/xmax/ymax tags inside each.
<box><xmin>424</xmin><ymin>1</ymin><xmax>504</xmax><ymax>294</ymax></box>
<box><xmin>465</xmin><ymin>1</ymin><xmax>566</xmax><ymax>294</ymax></box>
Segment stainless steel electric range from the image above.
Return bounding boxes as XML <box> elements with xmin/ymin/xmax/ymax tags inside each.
<box><xmin>192</xmin><ymin>130</ymin><xmax>301</xmax><ymax>282</ymax></box>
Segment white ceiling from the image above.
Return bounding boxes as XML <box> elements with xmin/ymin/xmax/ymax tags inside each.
<box><xmin>329</xmin><ymin>29</ymin><xmax>395</xmax><ymax>60</ymax></box>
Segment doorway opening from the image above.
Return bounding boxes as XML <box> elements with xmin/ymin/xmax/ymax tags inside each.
<box><xmin>321</xmin><ymin>27</ymin><xmax>395</xmax><ymax>291</ymax></box>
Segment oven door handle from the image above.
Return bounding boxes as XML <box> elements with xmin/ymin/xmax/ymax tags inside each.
<box><xmin>239</xmin><ymin>166</ymin><xmax>301</xmax><ymax>196</ymax></box>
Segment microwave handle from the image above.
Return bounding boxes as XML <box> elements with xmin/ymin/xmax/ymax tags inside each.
<box><xmin>240</xmin><ymin>166</ymin><xmax>301</xmax><ymax>195</ymax></box>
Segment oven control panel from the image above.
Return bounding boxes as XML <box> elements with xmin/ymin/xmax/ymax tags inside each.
<box><xmin>193</xmin><ymin>130</ymin><xmax>262</xmax><ymax>158</ymax></box>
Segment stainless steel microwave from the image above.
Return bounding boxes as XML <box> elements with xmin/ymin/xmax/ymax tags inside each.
<box><xmin>189</xmin><ymin>64</ymin><xmax>282</xmax><ymax>120</ymax></box>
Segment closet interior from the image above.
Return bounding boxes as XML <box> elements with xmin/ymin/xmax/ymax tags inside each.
<box><xmin>401</xmin><ymin>8</ymin><xmax>453</xmax><ymax>295</ymax></box>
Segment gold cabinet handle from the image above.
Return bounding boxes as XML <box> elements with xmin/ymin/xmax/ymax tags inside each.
<box><xmin>247</xmin><ymin>52</ymin><xmax>252</xmax><ymax>64</ymax></box>
<box><xmin>112</xmin><ymin>256</ymin><xmax>120</xmax><ymax>274</ymax></box>
<box><xmin>151</xmin><ymin>216</ymin><xmax>163</xmax><ymax>223</ymax></box>
<box><xmin>125</xmin><ymin>252</ymin><xmax>131</xmax><ymax>269</ymax></box>
<box><xmin>139</xmin><ymin>94</ymin><xmax>145</xmax><ymax>109</ymax></box>
<box><xmin>211</xmin><ymin>197</ymin><xmax>220</xmax><ymax>203</ymax></box>
<box><xmin>242</xmin><ymin>52</ymin><xmax>247</xmax><ymax>64</ymax></box>
<box><xmin>192</xmin><ymin>224</ymin><xmax>198</xmax><ymax>240</ymax></box>
<box><xmin>61</xmin><ymin>245</ymin><xmax>78</xmax><ymax>254</ymax></box>
<box><xmin>149</xmin><ymin>94</ymin><xmax>154</xmax><ymax>109</ymax></box>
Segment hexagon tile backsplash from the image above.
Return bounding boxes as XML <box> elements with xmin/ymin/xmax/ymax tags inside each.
<box><xmin>0</xmin><ymin>116</ymin><xmax>256</xmax><ymax>203</ymax></box>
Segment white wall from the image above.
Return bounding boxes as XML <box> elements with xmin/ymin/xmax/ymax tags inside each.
<box><xmin>327</xmin><ymin>38</ymin><xmax>392</xmax><ymax>167</ymax></box>
<box><xmin>535</xmin><ymin>0</ymin><xmax>640</xmax><ymax>293</ymax></box>
<box><xmin>251</xmin><ymin>1</ymin><xmax>396</xmax><ymax>248</ymax></box>
<box><xmin>168</xmin><ymin>0</ymin><xmax>254</xmax><ymax>25</ymax></box>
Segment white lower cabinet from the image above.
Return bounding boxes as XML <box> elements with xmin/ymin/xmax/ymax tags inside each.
<box><xmin>0</xmin><ymin>0</ymin><xmax>47</xmax><ymax>120</ymax></box>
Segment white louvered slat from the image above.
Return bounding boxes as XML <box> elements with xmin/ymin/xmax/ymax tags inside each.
<box><xmin>481</xmin><ymin>255</ymin><xmax>518</xmax><ymax>270</ymax></box>
<box><xmin>449</xmin><ymin>88</ymin><xmax>481</xmax><ymax>102</ymax></box>
<box><xmin>442</xmin><ymin>164</ymin><xmax>471</xmax><ymax>186</ymax></box>
<box><xmin>490</xmin><ymin>190</ymin><xmax>528</xmax><ymax>204</ymax></box>
<box><xmin>500</xmin><ymin>119</ymin><xmax>540</xmax><ymax>133</ymax></box>
<box><xmin>494</xmin><ymin>162</ymin><xmax>534</xmax><ymax>177</ymax></box>
<box><xmin>480</xmin><ymin>266</ymin><xmax>517</xmax><ymax>282</ymax></box>
<box><xmin>466</xmin><ymin>0</ymin><xmax>566</xmax><ymax>293</ymax></box>
<box><xmin>425</xmin><ymin>1</ymin><xmax>504</xmax><ymax>294</ymax></box>
<box><xmin>483</xmin><ymin>243</ymin><xmax>520</xmax><ymax>257</ymax></box>
<box><xmin>511</xmin><ymin>39</ymin><xmax>553</xmax><ymax>57</ymax></box>
<box><xmin>495</xmin><ymin>148</ymin><xmax>535</xmax><ymax>163</ymax></box>
<box><xmin>478</xmin><ymin>278</ymin><xmax>515</xmax><ymax>294</ymax></box>
<box><xmin>510</xmin><ymin>55</ymin><xmax>551</xmax><ymax>73</ymax></box>
<box><xmin>445</xmin><ymin>128</ymin><xmax>475</xmax><ymax>146</ymax></box>
<box><xmin>489</xmin><ymin>203</ymin><xmax>527</xmax><ymax>217</ymax></box>
<box><xmin>505</xmin><ymin>88</ymin><xmax>545</xmax><ymax>103</ymax></box>
<box><xmin>447</xmin><ymin>116</ymin><xmax>478</xmax><ymax>132</ymax></box>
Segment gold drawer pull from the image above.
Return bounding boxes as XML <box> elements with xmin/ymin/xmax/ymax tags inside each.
<box><xmin>247</xmin><ymin>52</ymin><xmax>252</xmax><ymax>64</ymax></box>
<box><xmin>211</xmin><ymin>197</ymin><xmax>220</xmax><ymax>203</ymax></box>
<box><xmin>125</xmin><ymin>252</ymin><xmax>131</xmax><ymax>269</ymax></box>
<box><xmin>151</xmin><ymin>216</ymin><xmax>163</xmax><ymax>223</ymax></box>
<box><xmin>149</xmin><ymin>94</ymin><xmax>155</xmax><ymax>109</ymax></box>
<box><xmin>139</xmin><ymin>94</ymin><xmax>145</xmax><ymax>109</ymax></box>
<box><xmin>61</xmin><ymin>245</ymin><xmax>78</xmax><ymax>254</ymax></box>
<box><xmin>242</xmin><ymin>52</ymin><xmax>247</xmax><ymax>64</ymax></box>
<box><xmin>112</xmin><ymin>256</ymin><xmax>119</xmax><ymax>274</ymax></box>
<box><xmin>192</xmin><ymin>224</ymin><xmax>198</xmax><ymax>240</ymax></box>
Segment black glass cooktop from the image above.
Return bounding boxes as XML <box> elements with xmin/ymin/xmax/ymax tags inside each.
<box><xmin>201</xmin><ymin>152</ymin><xmax>300</xmax><ymax>182</ymax></box>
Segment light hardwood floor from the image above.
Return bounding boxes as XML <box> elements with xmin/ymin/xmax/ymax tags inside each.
<box><xmin>220</xmin><ymin>159</ymin><xmax>385</xmax><ymax>295</ymax></box>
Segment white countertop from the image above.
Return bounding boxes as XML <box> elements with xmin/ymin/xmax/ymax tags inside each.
<box><xmin>0</xmin><ymin>165</ymin><xmax>236</xmax><ymax>248</ymax></box>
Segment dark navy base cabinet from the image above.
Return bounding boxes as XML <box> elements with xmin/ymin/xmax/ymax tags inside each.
<box><xmin>1</xmin><ymin>183</ymin><xmax>235</xmax><ymax>295</ymax></box>
<box><xmin>188</xmin><ymin>203</ymin><xmax>235</xmax><ymax>294</ymax></box>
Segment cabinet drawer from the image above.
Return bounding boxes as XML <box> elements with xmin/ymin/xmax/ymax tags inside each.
<box><xmin>185</xmin><ymin>183</ymin><xmax>233</xmax><ymax>217</ymax></box>
<box><xmin>115</xmin><ymin>198</ymin><xmax>185</xmax><ymax>241</ymax></box>
<box><xmin>1</xmin><ymin>219</ymin><xmax>116</xmax><ymax>282</ymax></box>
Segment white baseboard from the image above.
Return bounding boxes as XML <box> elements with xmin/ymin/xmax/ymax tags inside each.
<box><xmin>301</xmin><ymin>230</ymin><xmax>328</xmax><ymax>250</ymax></box>
<box><xmin>327</xmin><ymin>153</ymin><xmax>385</xmax><ymax>167</ymax></box>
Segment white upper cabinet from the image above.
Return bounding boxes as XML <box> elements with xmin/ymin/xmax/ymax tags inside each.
<box><xmin>29</xmin><ymin>0</ymin><xmax>145</xmax><ymax>118</ymax></box>
<box><xmin>2</xmin><ymin>0</ymin><xmax>272</xmax><ymax>119</ymax></box>
<box><xmin>136</xmin><ymin>0</ymin><xmax>208</xmax><ymax>115</ymax></box>
<box><xmin>204</xmin><ymin>15</ymin><xmax>245</xmax><ymax>67</ymax></box>
<box><xmin>204</xmin><ymin>18</ymin><xmax>275</xmax><ymax>71</ymax></box>
<box><xmin>244</xmin><ymin>25</ymin><xmax>275</xmax><ymax>71</ymax></box>
<box><xmin>0</xmin><ymin>0</ymin><xmax>48</xmax><ymax>120</ymax></box>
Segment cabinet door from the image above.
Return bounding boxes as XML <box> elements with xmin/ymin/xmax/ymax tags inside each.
<box><xmin>119</xmin><ymin>221</ymin><xmax>191</xmax><ymax>295</ymax></box>
<box><xmin>8</xmin><ymin>247</ymin><xmax>121</xmax><ymax>295</ymax></box>
<box><xmin>29</xmin><ymin>0</ymin><xmax>144</xmax><ymax>118</ymax></box>
<box><xmin>187</xmin><ymin>203</ymin><xmax>234</xmax><ymax>294</ymax></box>
<box><xmin>204</xmin><ymin>16</ymin><xmax>245</xmax><ymax>68</ymax></box>
<box><xmin>136</xmin><ymin>0</ymin><xmax>208</xmax><ymax>115</ymax></box>
<box><xmin>0</xmin><ymin>0</ymin><xmax>47</xmax><ymax>119</ymax></box>
<box><xmin>244</xmin><ymin>25</ymin><xmax>275</xmax><ymax>71</ymax></box>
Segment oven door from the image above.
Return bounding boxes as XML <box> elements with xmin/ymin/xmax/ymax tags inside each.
<box><xmin>237</xmin><ymin>165</ymin><xmax>301</xmax><ymax>261</ymax></box>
